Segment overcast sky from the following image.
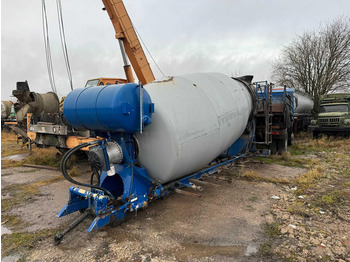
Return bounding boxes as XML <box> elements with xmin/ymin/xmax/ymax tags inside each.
<box><xmin>1</xmin><ymin>0</ymin><xmax>349</xmax><ymax>100</ymax></box>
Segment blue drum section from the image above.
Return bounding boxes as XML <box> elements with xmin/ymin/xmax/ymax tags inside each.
<box><xmin>63</xmin><ymin>83</ymin><xmax>154</xmax><ymax>133</ymax></box>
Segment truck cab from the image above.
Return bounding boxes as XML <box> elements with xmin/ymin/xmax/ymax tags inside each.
<box><xmin>309</xmin><ymin>93</ymin><xmax>350</xmax><ymax>137</ymax></box>
<box><xmin>85</xmin><ymin>77</ymin><xmax>127</xmax><ymax>87</ymax></box>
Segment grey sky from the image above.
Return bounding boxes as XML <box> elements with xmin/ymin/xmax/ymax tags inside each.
<box><xmin>1</xmin><ymin>0</ymin><xmax>349</xmax><ymax>100</ymax></box>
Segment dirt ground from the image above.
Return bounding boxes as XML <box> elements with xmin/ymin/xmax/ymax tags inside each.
<box><xmin>1</xmin><ymin>134</ymin><xmax>350</xmax><ymax>261</ymax></box>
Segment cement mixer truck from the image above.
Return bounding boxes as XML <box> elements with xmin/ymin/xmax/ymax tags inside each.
<box><xmin>54</xmin><ymin>72</ymin><xmax>258</xmax><ymax>243</ymax></box>
<box><xmin>13</xmin><ymin>81</ymin><xmax>60</xmax><ymax>125</ymax></box>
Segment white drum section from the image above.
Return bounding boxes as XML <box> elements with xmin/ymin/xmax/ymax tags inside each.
<box><xmin>294</xmin><ymin>91</ymin><xmax>313</xmax><ymax>114</ymax></box>
<box><xmin>135</xmin><ymin>72</ymin><xmax>253</xmax><ymax>183</ymax></box>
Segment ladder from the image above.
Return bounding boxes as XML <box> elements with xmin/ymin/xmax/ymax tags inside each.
<box><xmin>254</xmin><ymin>81</ymin><xmax>273</xmax><ymax>145</ymax></box>
<box><xmin>265</xmin><ymin>83</ymin><xmax>273</xmax><ymax>144</ymax></box>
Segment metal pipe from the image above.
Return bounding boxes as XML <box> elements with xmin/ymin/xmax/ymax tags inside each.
<box><xmin>118</xmin><ymin>39</ymin><xmax>135</xmax><ymax>83</ymax></box>
<box><xmin>54</xmin><ymin>211</ymin><xmax>90</xmax><ymax>245</ymax></box>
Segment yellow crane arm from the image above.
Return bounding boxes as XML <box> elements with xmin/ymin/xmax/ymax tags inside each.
<box><xmin>102</xmin><ymin>0</ymin><xmax>155</xmax><ymax>85</ymax></box>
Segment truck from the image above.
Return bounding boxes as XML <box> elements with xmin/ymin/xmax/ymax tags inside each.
<box><xmin>254</xmin><ymin>83</ymin><xmax>294</xmax><ymax>154</ymax></box>
<box><xmin>309</xmin><ymin>93</ymin><xmax>350</xmax><ymax>138</ymax></box>
<box><xmin>254</xmin><ymin>84</ymin><xmax>314</xmax><ymax>154</ymax></box>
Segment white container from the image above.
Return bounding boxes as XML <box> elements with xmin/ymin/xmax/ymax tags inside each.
<box><xmin>135</xmin><ymin>72</ymin><xmax>253</xmax><ymax>183</ymax></box>
<box><xmin>294</xmin><ymin>90</ymin><xmax>313</xmax><ymax>115</ymax></box>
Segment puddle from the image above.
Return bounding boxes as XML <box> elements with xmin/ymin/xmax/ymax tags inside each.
<box><xmin>2</xmin><ymin>153</ymin><xmax>28</xmax><ymax>161</ymax></box>
<box><xmin>2</xmin><ymin>254</ymin><xmax>21</xmax><ymax>262</ymax></box>
<box><xmin>175</xmin><ymin>243</ymin><xmax>245</xmax><ymax>260</ymax></box>
<box><xmin>245</xmin><ymin>244</ymin><xmax>259</xmax><ymax>256</ymax></box>
<box><xmin>1</xmin><ymin>225</ymin><xmax>13</xmax><ymax>235</ymax></box>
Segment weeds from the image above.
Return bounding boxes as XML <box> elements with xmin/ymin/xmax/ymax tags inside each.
<box><xmin>343</xmin><ymin>181</ymin><xmax>350</xmax><ymax>188</ymax></box>
<box><xmin>259</xmin><ymin>222</ymin><xmax>281</xmax><ymax>257</ymax></box>
<box><xmin>259</xmin><ymin>241</ymin><xmax>273</xmax><ymax>257</ymax></box>
<box><xmin>68</xmin><ymin>166</ymin><xmax>82</xmax><ymax>177</ymax></box>
<box><xmin>1</xmin><ymin>229</ymin><xmax>57</xmax><ymax>257</ymax></box>
<box><xmin>293</xmin><ymin>167</ymin><xmax>324</xmax><ymax>195</ymax></box>
<box><xmin>1</xmin><ymin>215</ymin><xmax>28</xmax><ymax>230</ymax></box>
<box><xmin>239</xmin><ymin>170</ymin><xmax>289</xmax><ymax>184</ymax></box>
<box><xmin>342</xmin><ymin>168</ymin><xmax>350</xmax><ymax>177</ymax></box>
<box><xmin>315</xmin><ymin>191</ymin><xmax>345</xmax><ymax>209</ymax></box>
<box><xmin>264</xmin><ymin>222</ymin><xmax>280</xmax><ymax>238</ymax></box>
<box><xmin>255</xmin><ymin>152</ymin><xmax>314</xmax><ymax>168</ymax></box>
<box><xmin>25</xmin><ymin>148</ymin><xmax>61</xmax><ymax>167</ymax></box>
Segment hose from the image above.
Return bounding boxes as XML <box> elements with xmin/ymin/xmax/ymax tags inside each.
<box><xmin>60</xmin><ymin>141</ymin><xmax>114</xmax><ymax>198</ymax></box>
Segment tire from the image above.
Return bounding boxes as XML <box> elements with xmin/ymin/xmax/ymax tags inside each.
<box><xmin>288</xmin><ymin>130</ymin><xmax>293</xmax><ymax>146</ymax></box>
<box><xmin>270</xmin><ymin>140</ymin><xmax>277</xmax><ymax>155</ymax></box>
<box><xmin>312</xmin><ymin>131</ymin><xmax>320</xmax><ymax>139</ymax></box>
<box><xmin>277</xmin><ymin>138</ymin><xmax>288</xmax><ymax>155</ymax></box>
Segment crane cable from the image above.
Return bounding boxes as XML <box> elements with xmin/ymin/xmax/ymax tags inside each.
<box><xmin>56</xmin><ymin>0</ymin><xmax>74</xmax><ymax>90</ymax></box>
<box><xmin>41</xmin><ymin>0</ymin><xmax>57</xmax><ymax>94</ymax></box>
<box><xmin>132</xmin><ymin>22</ymin><xmax>166</xmax><ymax>77</ymax></box>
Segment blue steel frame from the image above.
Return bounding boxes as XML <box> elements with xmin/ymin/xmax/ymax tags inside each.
<box><xmin>57</xmin><ymin>133</ymin><xmax>246</xmax><ymax>232</ymax></box>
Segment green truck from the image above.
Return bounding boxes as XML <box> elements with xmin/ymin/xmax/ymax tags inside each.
<box><xmin>309</xmin><ymin>93</ymin><xmax>350</xmax><ymax>138</ymax></box>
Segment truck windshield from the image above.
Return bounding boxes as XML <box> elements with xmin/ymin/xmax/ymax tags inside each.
<box><xmin>319</xmin><ymin>104</ymin><xmax>349</xmax><ymax>113</ymax></box>
<box><xmin>85</xmin><ymin>79</ymin><xmax>99</xmax><ymax>88</ymax></box>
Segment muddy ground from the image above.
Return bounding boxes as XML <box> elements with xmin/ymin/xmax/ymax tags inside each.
<box><xmin>1</xmin><ymin>135</ymin><xmax>350</xmax><ymax>261</ymax></box>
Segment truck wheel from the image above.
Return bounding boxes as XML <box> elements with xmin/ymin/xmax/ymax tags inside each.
<box><xmin>277</xmin><ymin>138</ymin><xmax>288</xmax><ymax>154</ymax></box>
<box><xmin>270</xmin><ymin>140</ymin><xmax>277</xmax><ymax>155</ymax></box>
<box><xmin>288</xmin><ymin>131</ymin><xmax>293</xmax><ymax>146</ymax></box>
<box><xmin>312</xmin><ymin>131</ymin><xmax>319</xmax><ymax>139</ymax></box>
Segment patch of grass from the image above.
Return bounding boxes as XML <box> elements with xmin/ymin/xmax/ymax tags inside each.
<box><xmin>291</xmin><ymin>136</ymin><xmax>350</xmax><ymax>156</ymax></box>
<box><xmin>343</xmin><ymin>181</ymin><xmax>350</xmax><ymax>188</ymax></box>
<box><xmin>264</xmin><ymin>222</ymin><xmax>280</xmax><ymax>238</ymax></box>
<box><xmin>1</xmin><ymin>215</ymin><xmax>28</xmax><ymax>230</ymax></box>
<box><xmin>1</xmin><ymin>132</ymin><xmax>26</xmax><ymax>157</ymax></box>
<box><xmin>25</xmin><ymin>148</ymin><xmax>61</xmax><ymax>167</ymax></box>
<box><xmin>1</xmin><ymin>176</ymin><xmax>63</xmax><ymax>212</ymax></box>
<box><xmin>258</xmin><ymin>222</ymin><xmax>281</xmax><ymax>257</ymax></box>
<box><xmin>1</xmin><ymin>229</ymin><xmax>56</xmax><ymax>257</ymax></box>
<box><xmin>293</xmin><ymin>167</ymin><xmax>324</xmax><ymax>195</ymax></box>
<box><xmin>255</xmin><ymin>152</ymin><xmax>313</xmax><ymax>168</ymax></box>
<box><xmin>2</xmin><ymin>134</ymin><xmax>62</xmax><ymax>167</ymax></box>
<box><xmin>1</xmin><ymin>159</ymin><xmax>25</xmax><ymax>169</ymax></box>
<box><xmin>1</xmin><ymin>132</ymin><xmax>18</xmax><ymax>141</ymax></box>
<box><xmin>258</xmin><ymin>241</ymin><xmax>273</xmax><ymax>257</ymax></box>
<box><xmin>18</xmin><ymin>169</ymin><xmax>38</xmax><ymax>173</ymax></box>
<box><xmin>342</xmin><ymin>168</ymin><xmax>350</xmax><ymax>178</ymax></box>
<box><xmin>68</xmin><ymin>166</ymin><xmax>82</xmax><ymax>177</ymax></box>
<box><xmin>239</xmin><ymin>170</ymin><xmax>289</xmax><ymax>184</ymax></box>
<box><xmin>315</xmin><ymin>190</ymin><xmax>345</xmax><ymax>209</ymax></box>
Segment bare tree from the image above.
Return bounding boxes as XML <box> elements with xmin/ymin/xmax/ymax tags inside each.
<box><xmin>272</xmin><ymin>17</ymin><xmax>350</xmax><ymax>112</ymax></box>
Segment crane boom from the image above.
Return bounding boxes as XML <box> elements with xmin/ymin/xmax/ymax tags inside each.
<box><xmin>102</xmin><ymin>0</ymin><xmax>155</xmax><ymax>85</ymax></box>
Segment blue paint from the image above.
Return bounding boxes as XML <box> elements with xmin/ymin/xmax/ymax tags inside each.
<box><xmin>225</xmin><ymin>137</ymin><xmax>249</xmax><ymax>156</ymax></box>
<box><xmin>63</xmin><ymin>83</ymin><xmax>153</xmax><ymax>133</ymax></box>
